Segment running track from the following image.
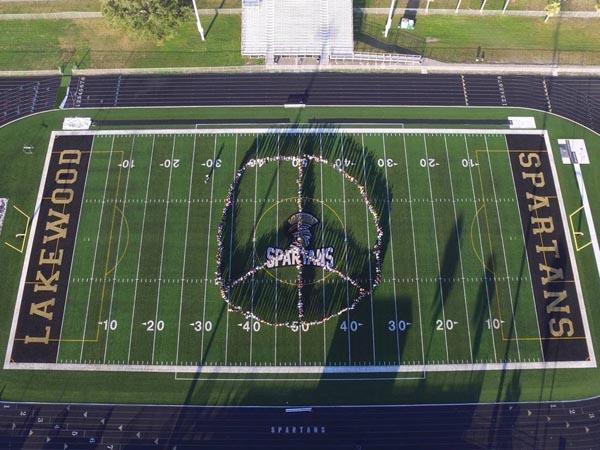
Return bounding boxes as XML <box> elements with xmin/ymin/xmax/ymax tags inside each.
<box><xmin>2</xmin><ymin>72</ymin><xmax>600</xmax><ymax>449</ymax></box>
<box><xmin>66</xmin><ymin>73</ymin><xmax>600</xmax><ymax>133</ymax></box>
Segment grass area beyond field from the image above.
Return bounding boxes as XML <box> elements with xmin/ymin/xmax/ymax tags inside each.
<box><xmin>2</xmin><ymin>12</ymin><xmax>600</xmax><ymax>69</ymax></box>
<box><xmin>357</xmin><ymin>15</ymin><xmax>600</xmax><ymax>64</ymax></box>
<box><xmin>0</xmin><ymin>15</ymin><xmax>247</xmax><ymax>71</ymax></box>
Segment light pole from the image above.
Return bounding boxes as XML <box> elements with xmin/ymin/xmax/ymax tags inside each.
<box><xmin>191</xmin><ymin>0</ymin><xmax>206</xmax><ymax>41</ymax></box>
<box><xmin>384</xmin><ymin>0</ymin><xmax>397</xmax><ymax>38</ymax></box>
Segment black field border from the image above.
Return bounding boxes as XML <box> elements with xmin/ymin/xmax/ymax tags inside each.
<box><xmin>507</xmin><ymin>134</ymin><xmax>593</xmax><ymax>363</ymax></box>
<box><xmin>4</xmin><ymin>133</ymin><xmax>93</xmax><ymax>365</ymax></box>
<box><xmin>4</xmin><ymin>127</ymin><xmax>595</xmax><ymax>374</ymax></box>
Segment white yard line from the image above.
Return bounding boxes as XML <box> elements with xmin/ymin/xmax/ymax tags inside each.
<box><xmin>175</xmin><ymin>135</ymin><xmax>197</xmax><ymax>365</ymax></box>
<box><xmin>296</xmin><ymin>135</ymin><xmax>303</xmax><ymax>364</ymax></box>
<box><xmin>224</xmin><ymin>136</ymin><xmax>238</xmax><ymax>365</ymax></box>
<box><xmin>443</xmin><ymin>136</ymin><xmax>474</xmax><ymax>363</ymax></box>
<box><xmin>463</xmin><ymin>136</ymin><xmax>498</xmax><ymax>363</ymax></box>
<box><xmin>103</xmin><ymin>137</ymin><xmax>136</xmax><ymax>363</ymax></box>
<box><xmin>200</xmin><ymin>136</ymin><xmax>218</xmax><ymax>362</ymax></box>
<box><xmin>79</xmin><ymin>136</ymin><xmax>115</xmax><ymax>362</ymax></box>
<box><xmin>360</xmin><ymin>134</ymin><xmax>377</xmax><ymax>363</ymax></box>
<box><xmin>250</xmin><ymin>136</ymin><xmax>259</xmax><ymax>365</ymax></box>
<box><xmin>422</xmin><ymin>135</ymin><xmax>450</xmax><ymax>362</ymax></box>
<box><xmin>340</xmin><ymin>137</ymin><xmax>352</xmax><ymax>364</ymax></box>
<box><xmin>402</xmin><ymin>134</ymin><xmax>426</xmax><ymax>366</ymax></box>
<box><xmin>151</xmin><ymin>137</ymin><xmax>177</xmax><ymax>363</ymax></box>
<box><xmin>127</xmin><ymin>137</ymin><xmax>156</xmax><ymax>364</ymax></box>
<box><xmin>502</xmin><ymin>135</ymin><xmax>545</xmax><ymax>361</ymax></box>
<box><xmin>56</xmin><ymin>135</ymin><xmax>95</xmax><ymax>361</ymax></box>
<box><xmin>483</xmin><ymin>136</ymin><xmax>522</xmax><ymax>362</ymax></box>
<box><xmin>274</xmin><ymin>134</ymin><xmax>280</xmax><ymax>365</ymax></box>
<box><xmin>381</xmin><ymin>135</ymin><xmax>401</xmax><ymax>363</ymax></box>
<box><xmin>319</xmin><ymin>134</ymin><xmax>327</xmax><ymax>364</ymax></box>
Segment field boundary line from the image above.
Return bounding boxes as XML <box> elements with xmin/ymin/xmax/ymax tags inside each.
<box><xmin>54</xmin><ymin>129</ymin><xmax>547</xmax><ymax>137</ymax></box>
<box><xmin>6</xmin><ymin>360</ymin><xmax>594</xmax><ymax>373</ymax></box>
<box><xmin>3</xmin><ymin>132</ymin><xmax>56</xmax><ymax>368</ymax></box>
<box><xmin>543</xmin><ymin>132</ymin><xmax>596</xmax><ymax>367</ymax></box>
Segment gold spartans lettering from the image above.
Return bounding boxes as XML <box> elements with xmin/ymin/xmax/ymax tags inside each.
<box><xmin>519</xmin><ymin>152</ymin><xmax>573</xmax><ymax>338</ymax></box>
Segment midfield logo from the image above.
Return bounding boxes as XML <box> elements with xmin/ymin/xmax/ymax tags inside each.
<box><xmin>265</xmin><ymin>212</ymin><xmax>334</xmax><ymax>269</ymax></box>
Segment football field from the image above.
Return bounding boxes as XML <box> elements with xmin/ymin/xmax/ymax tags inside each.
<box><xmin>5</xmin><ymin>126</ymin><xmax>595</xmax><ymax>374</ymax></box>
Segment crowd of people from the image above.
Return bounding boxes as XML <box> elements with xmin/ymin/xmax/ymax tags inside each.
<box><xmin>214</xmin><ymin>152</ymin><xmax>384</xmax><ymax>330</ymax></box>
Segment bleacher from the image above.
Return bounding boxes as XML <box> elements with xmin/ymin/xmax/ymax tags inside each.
<box><xmin>0</xmin><ymin>77</ymin><xmax>60</xmax><ymax>126</ymax></box>
<box><xmin>242</xmin><ymin>0</ymin><xmax>354</xmax><ymax>62</ymax></box>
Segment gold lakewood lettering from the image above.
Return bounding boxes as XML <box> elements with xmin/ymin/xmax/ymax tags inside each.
<box><xmin>519</xmin><ymin>152</ymin><xmax>573</xmax><ymax>338</ymax></box>
<box><xmin>24</xmin><ymin>149</ymin><xmax>81</xmax><ymax>344</ymax></box>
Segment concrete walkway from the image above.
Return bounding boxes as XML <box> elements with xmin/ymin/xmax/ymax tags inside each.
<box><xmin>0</xmin><ymin>7</ymin><xmax>598</xmax><ymax>20</ymax></box>
<box><xmin>70</xmin><ymin>60</ymin><xmax>600</xmax><ymax>77</ymax></box>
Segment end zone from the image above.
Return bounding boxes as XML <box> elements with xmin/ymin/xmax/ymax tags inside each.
<box><xmin>4</xmin><ymin>134</ymin><xmax>93</xmax><ymax>365</ymax></box>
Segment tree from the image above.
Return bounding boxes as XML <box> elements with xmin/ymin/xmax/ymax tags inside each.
<box><xmin>544</xmin><ymin>1</ymin><xmax>561</xmax><ymax>23</ymax></box>
<box><xmin>103</xmin><ymin>0</ymin><xmax>189</xmax><ymax>40</ymax></box>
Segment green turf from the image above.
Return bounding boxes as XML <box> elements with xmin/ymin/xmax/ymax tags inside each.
<box><xmin>0</xmin><ymin>105</ymin><xmax>599</xmax><ymax>405</ymax></box>
<box><xmin>47</xmin><ymin>128</ymin><xmax>544</xmax><ymax>368</ymax></box>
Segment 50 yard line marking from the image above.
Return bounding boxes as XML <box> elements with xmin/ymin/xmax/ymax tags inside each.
<box><xmin>151</xmin><ymin>137</ymin><xmax>177</xmax><ymax>364</ymax></box>
<box><xmin>463</xmin><ymin>136</ymin><xmax>498</xmax><ymax>363</ymax></box>
<box><xmin>274</xmin><ymin>134</ymin><xmax>280</xmax><ymax>365</ymax></box>
<box><xmin>200</xmin><ymin>136</ymin><xmax>218</xmax><ymax>362</ymax></box>
<box><xmin>423</xmin><ymin>135</ymin><xmax>450</xmax><ymax>362</ymax></box>
<box><xmin>381</xmin><ymin>135</ymin><xmax>401</xmax><ymax>364</ymax></box>
<box><xmin>79</xmin><ymin>137</ymin><xmax>115</xmax><ymax>361</ymax></box>
<box><xmin>443</xmin><ymin>136</ymin><xmax>473</xmax><ymax>363</ymax></box>
<box><xmin>103</xmin><ymin>137</ymin><xmax>136</xmax><ymax>363</ymax></box>
<box><xmin>175</xmin><ymin>135</ymin><xmax>197</xmax><ymax>365</ymax></box>
<box><xmin>127</xmin><ymin>137</ymin><xmax>155</xmax><ymax>364</ymax></box>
